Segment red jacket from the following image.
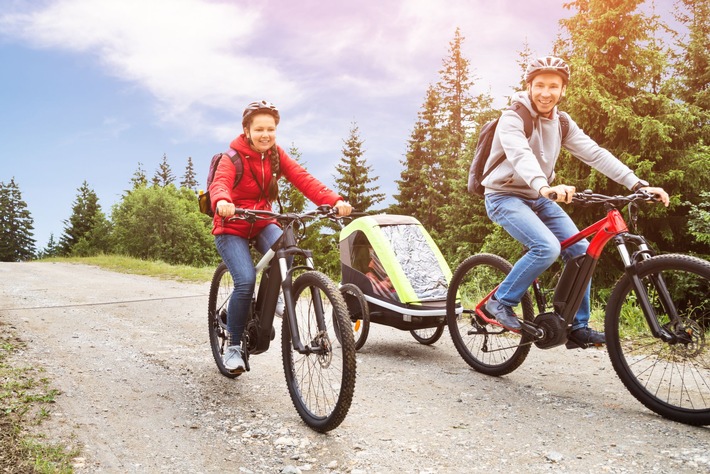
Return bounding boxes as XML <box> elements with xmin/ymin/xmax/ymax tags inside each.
<box><xmin>209</xmin><ymin>134</ymin><xmax>342</xmax><ymax>238</ymax></box>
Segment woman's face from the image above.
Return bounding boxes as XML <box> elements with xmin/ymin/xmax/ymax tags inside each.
<box><xmin>245</xmin><ymin>113</ymin><xmax>277</xmax><ymax>153</ymax></box>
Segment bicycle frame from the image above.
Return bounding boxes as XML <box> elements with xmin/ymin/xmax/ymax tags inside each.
<box><xmin>249</xmin><ymin>216</ymin><xmax>330</xmax><ymax>356</ymax></box>
<box><xmin>545</xmin><ymin>201</ymin><xmax>677</xmax><ymax>342</ymax></box>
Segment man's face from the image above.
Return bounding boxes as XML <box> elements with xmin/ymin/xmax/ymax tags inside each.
<box><xmin>527</xmin><ymin>73</ymin><xmax>566</xmax><ymax>116</ymax></box>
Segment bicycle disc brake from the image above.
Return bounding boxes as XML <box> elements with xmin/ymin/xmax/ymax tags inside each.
<box><xmin>533</xmin><ymin>312</ymin><xmax>568</xmax><ymax>349</ymax></box>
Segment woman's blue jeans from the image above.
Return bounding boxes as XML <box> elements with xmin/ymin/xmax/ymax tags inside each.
<box><xmin>215</xmin><ymin>224</ymin><xmax>282</xmax><ymax>345</ymax></box>
<box><xmin>485</xmin><ymin>194</ymin><xmax>591</xmax><ymax>330</ymax></box>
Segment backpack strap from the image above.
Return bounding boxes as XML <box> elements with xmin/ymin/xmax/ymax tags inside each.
<box><xmin>223</xmin><ymin>148</ymin><xmax>244</xmax><ymax>189</ymax></box>
<box><xmin>508</xmin><ymin>102</ymin><xmax>534</xmax><ymax>138</ymax></box>
<box><xmin>559</xmin><ymin>111</ymin><xmax>570</xmax><ymax>140</ymax></box>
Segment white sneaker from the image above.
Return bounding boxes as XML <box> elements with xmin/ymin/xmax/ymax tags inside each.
<box><xmin>275</xmin><ymin>294</ymin><xmax>285</xmax><ymax>317</ymax></box>
<box><xmin>223</xmin><ymin>345</ymin><xmax>245</xmax><ymax>373</ymax></box>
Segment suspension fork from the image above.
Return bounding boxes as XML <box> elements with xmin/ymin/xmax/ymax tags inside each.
<box><xmin>615</xmin><ymin>234</ymin><xmax>676</xmax><ymax>342</ymax></box>
<box><xmin>278</xmin><ymin>245</ymin><xmax>326</xmax><ymax>354</ymax></box>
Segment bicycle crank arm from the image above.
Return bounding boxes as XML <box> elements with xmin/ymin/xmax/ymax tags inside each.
<box><xmin>519</xmin><ymin>320</ymin><xmax>544</xmax><ymax>339</ymax></box>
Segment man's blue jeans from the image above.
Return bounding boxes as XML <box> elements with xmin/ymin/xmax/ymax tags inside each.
<box><xmin>215</xmin><ymin>224</ymin><xmax>282</xmax><ymax>345</ymax></box>
<box><xmin>485</xmin><ymin>194</ymin><xmax>591</xmax><ymax>330</ymax></box>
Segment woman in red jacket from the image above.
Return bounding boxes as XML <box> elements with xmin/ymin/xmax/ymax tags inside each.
<box><xmin>209</xmin><ymin>100</ymin><xmax>351</xmax><ymax>374</ymax></box>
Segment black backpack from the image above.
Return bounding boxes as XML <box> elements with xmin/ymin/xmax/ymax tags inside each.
<box><xmin>467</xmin><ymin>103</ymin><xmax>569</xmax><ymax>195</ymax></box>
<box><xmin>197</xmin><ymin>148</ymin><xmax>244</xmax><ymax>217</ymax></box>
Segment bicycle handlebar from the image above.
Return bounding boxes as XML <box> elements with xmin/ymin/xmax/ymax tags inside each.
<box><xmin>227</xmin><ymin>205</ymin><xmax>351</xmax><ymax>224</ymax></box>
<box><xmin>547</xmin><ymin>189</ymin><xmax>660</xmax><ymax>207</ymax></box>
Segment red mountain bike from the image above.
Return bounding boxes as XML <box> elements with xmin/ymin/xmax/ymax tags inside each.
<box><xmin>446</xmin><ymin>190</ymin><xmax>710</xmax><ymax>426</ymax></box>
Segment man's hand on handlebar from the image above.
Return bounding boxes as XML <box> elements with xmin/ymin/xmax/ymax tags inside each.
<box><xmin>540</xmin><ymin>184</ymin><xmax>576</xmax><ymax>204</ymax></box>
<box><xmin>638</xmin><ymin>186</ymin><xmax>670</xmax><ymax>207</ymax></box>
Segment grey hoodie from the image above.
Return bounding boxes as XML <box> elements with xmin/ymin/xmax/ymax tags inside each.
<box><xmin>482</xmin><ymin>91</ymin><xmax>640</xmax><ymax>198</ymax></box>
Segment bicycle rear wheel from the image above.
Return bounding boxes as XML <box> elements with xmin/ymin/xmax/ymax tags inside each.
<box><xmin>446</xmin><ymin>253</ymin><xmax>535</xmax><ymax>376</ymax></box>
<box><xmin>208</xmin><ymin>262</ymin><xmax>240</xmax><ymax>378</ymax></box>
<box><xmin>282</xmin><ymin>271</ymin><xmax>357</xmax><ymax>432</ymax></box>
<box><xmin>606</xmin><ymin>254</ymin><xmax>710</xmax><ymax>426</ymax></box>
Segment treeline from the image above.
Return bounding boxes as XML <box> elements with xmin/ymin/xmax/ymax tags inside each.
<box><xmin>2</xmin><ymin>0</ymin><xmax>710</xmax><ymax>289</ymax></box>
<box><xmin>1</xmin><ymin>127</ymin><xmax>383</xmax><ymax>278</ymax></box>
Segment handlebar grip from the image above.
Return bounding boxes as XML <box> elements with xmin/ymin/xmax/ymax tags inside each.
<box><xmin>548</xmin><ymin>192</ymin><xmax>558</xmax><ymax>201</ymax></box>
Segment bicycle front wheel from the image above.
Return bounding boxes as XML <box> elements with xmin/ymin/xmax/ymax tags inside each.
<box><xmin>208</xmin><ymin>262</ymin><xmax>240</xmax><ymax>378</ymax></box>
<box><xmin>446</xmin><ymin>254</ymin><xmax>535</xmax><ymax>376</ymax></box>
<box><xmin>606</xmin><ymin>254</ymin><xmax>710</xmax><ymax>425</ymax></box>
<box><xmin>282</xmin><ymin>271</ymin><xmax>357</xmax><ymax>432</ymax></box>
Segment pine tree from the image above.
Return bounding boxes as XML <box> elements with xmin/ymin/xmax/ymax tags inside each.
<box><xmin>333</xmin><ymin>123</ymin><xmax>385</xmax><ymax>213</ymax></box>
<box><xmin>0</xmin><ymin>178</ymin><xmax>36</xmax><ymax>262</ymax></box>
<box><xmin>152</xmin><ymin>153</ymin><xmax>176</xmax><ymax>187</ymax></box>
<box><xmin>556</xmin><ymin>0</ymin><xmax>689</xmax><ymax>253</ymax></box>
<box><xmin>39</xmin><ymin>233</ymin><xmax>60</xmax><ymax>259</ymax></box>
<box><xmin>281</xmin><ymin>144</ymin><xmax>307</xmax><ymax>213</ymax></box>
<box><xmin>181</xmin><ymin>156</ymin><xmax>199</xmax><ymax>190</ymax></box>
<box><xmin>59</xmin><ymin>181</ymin><xmax>110</xmax><ymax>256</ymax></box>
<box><xmin>130</xmin><ymin>162</ymin><xmax>148</xmax><ymax>190</ymax></box>
<box><xmin>393</xmin><ymin>85</ymin><xmax>447</xmax><ymax>234</ymax></box>
<box><xmin>673</xmin><ymin>0</ymin><xmax>710</xmax><ymax>144</ymax></box>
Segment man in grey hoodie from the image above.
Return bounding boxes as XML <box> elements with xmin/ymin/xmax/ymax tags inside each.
<box><xmin>482</xmin><ymin>56</ymin><xmax>669</xmax><ymax>348</ymax></box>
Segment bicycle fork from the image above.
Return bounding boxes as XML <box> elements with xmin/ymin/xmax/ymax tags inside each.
<box><xmin>277</xmin><ymin>247</ymin><xmax>331</xmax><ymax>356</ymax></box>
<box><xmin>615</xmin><ymin>234</ymin><xmax>680</xmax><ymax>343</ymax></box>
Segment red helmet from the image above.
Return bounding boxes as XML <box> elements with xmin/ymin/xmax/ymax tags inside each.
<box><xmin>525</xmin><ymin>56</ymin><xmax>570</xmax><ymax>84</ymax></box>
<box><xmin>242</xmin><ymin>100</ymin><xmax>280</xmax><ymax>127</ymax></box>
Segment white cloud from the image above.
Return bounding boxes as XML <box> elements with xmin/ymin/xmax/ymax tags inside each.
<box><xmin>0</xmin><ymin>0</ymin><xmax>302</xmax><ymax>139</ymax></box>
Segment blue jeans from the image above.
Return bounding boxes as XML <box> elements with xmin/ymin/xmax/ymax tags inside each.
<box><xmin>215</xmin><ymin>224</ymin><xmax>282</xmax><ymax>345</ymax></box>
<box><xmin>485</xmin><ymin>194</ymin><xmax>591</xmax><ymax>330</ymax></box>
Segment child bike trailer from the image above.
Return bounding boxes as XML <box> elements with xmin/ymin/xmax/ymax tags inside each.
<box><xmin>339</xmin><ymin>214</ymin><xmax>455</xmax><ymax>349</ymax></box>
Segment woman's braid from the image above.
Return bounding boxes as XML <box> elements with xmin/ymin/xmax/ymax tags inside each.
<box><xmin>267</xmin><ymin>144</ymin><xmax>280</xmax><ymax>202</ymax></box>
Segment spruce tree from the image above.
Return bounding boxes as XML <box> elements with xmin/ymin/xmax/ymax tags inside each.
<box><xmin>130</xmin><ymin>162</ymin><xmax>148</xmax><ymax>190</ymax></box>
<box><xmin>152</xmin><ymin>153</ymin><xmax>176</xmax><ymax>187</ymax></box>
<box><xmin>0</xmin><ymin>178</ymin><xmax>36</xmax><ymax>262</ymax></box>
<box><xmin>181</xmin><ymin>156</ymin><xmax>199</xmax><ymax>190</ymax></box>
<box><xmin>59</xmin><ymin>181</ymin><xmax>110</xmax><ymax>256</ymax></box>
<box><xmin>333</xmin><ymin>123</ymin><xmax>385</xmax><ymax>213</ymax></box>
<box><xmin>281</xmin><ymin>144</ymin><xmax>307</xmax><ymax>213</ymax></box>
<box><xmin>556</xmin><ymin>0</ymin><xmax>687</xmax><ymax>252</ymax></box>
<box><xmin>393</xmin><ymin>84</ymin><xmax>447</xmax><ymax>234</ymax></box>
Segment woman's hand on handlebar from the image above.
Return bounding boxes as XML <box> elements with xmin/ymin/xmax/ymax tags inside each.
<box><xmin>215</xmin><ymin>200</ymin><xmax>235</xmax><ymax>217</ymax></box>
<box><xmin>333</xmin><ymin>200</ymin><xmax>352</xmax><ymax>217</ymax></box>
<box><xmin>638</xmin><ymin>186</ymin><xmax>670</xmax><ymax>207</ymax></box>
<box><xmin>540</xmin><ymin>184</ymin><xmax>576</xmax><ymax>204</ymax></box>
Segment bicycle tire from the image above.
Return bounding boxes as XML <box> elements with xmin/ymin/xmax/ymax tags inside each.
<box><xmin>605</xmin><ymin>254</ymin><xmax>710</xmax><ymax>426</ymax></box>
<box><xmin>446</xmin><ymin>253</ymin><xmax>535</xmax><ymax>376</ymax></box>
<box><xmin>208</xmin><ymin>262</ymin><xmax>240</xmax><ymax>379</ymax></box>
<box><xmin>282</xmin><ymin>271</ymin><xmax>357</xmax><ymax>432</ymax></box>
<box><xmin>410</xmin><ymin>324</ymin><xmax>445</xmax><ymax>345</ymax></box>
<box><xmin>339</xmin><ymin>283</ymin><xmax>370</xmax><ymax>350</ymax></box>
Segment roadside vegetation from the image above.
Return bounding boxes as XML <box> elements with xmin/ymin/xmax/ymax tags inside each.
<box><xmin>0</xmin><ymin>329</ymin><xmax>79</xmax><ymax>473</ymax></box>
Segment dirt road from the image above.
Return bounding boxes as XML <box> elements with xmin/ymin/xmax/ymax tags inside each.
<box><xmin>1</xmin><ymin>262</ymin><xmax>708</xmax><ymax>473</ymax></box>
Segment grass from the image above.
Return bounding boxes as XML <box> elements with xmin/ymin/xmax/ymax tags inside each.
<box><xmin>0</xmin><ymin>330</ymin><xmax>79</xmax><ymax>473</ymax></box>
<box><xmin>40</xmin><ymin>254</ymin><xmax>216</xmax><ymax>283</ymax></box>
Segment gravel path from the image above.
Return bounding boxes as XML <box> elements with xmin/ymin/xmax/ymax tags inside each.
<box><xmin>1</xmin><ymin>262</ymin><xmax>708</xmax><ymax>473</ymax></box>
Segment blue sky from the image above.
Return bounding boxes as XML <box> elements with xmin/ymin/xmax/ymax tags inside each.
<box><xmin>0</xmin><ymin>0</ymin><xmax>678</xmax><ymax>249</ymax></box>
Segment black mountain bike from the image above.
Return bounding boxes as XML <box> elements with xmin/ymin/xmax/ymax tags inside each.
<box><xmin>447</xmin><ymin>191</ymin><xmax>710</xmax><ymax>426</ymax></box>
<box><xmin>208</xmin><ymin>205</ymin><xmax>356</xmax><ymax>432</ymax></box>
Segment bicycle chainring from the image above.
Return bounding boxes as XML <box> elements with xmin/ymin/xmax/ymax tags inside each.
<box><xmin>533</xmin><ymin>312</ymin><xmax>568</xmax><ymax>349</ymax></box>
<box><xmin>244</xmin><ymin>319</ymin><xmax>259</xmax><ymax>353</ymax></box>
